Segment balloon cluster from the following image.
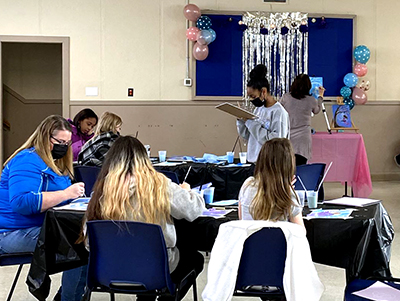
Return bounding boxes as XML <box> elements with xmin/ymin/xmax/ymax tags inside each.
<box><xmin>340</xmin><ymin>45</ymin><xmax>371</xmax><ymax>109</ymax></box>
<box><xmin>184</xmin><ymin>4</ymin><xmax>216</xmax><ymax>61</ymax></box>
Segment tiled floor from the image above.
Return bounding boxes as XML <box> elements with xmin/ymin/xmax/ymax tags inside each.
<box><xmin>1</xmin><ymin>181</ymin><xmax>398</xmax><ymax>300</ymax></box>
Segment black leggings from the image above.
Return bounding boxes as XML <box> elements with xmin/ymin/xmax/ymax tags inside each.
<box><xmin>295</xmin><ymin>154</ymin><xmax>308</xmax><ymax>166</ymax></box>
<box><xmin>136</xmin><ymin>250</ymin><xmax>204</xmax><ymax>301</ymax></box>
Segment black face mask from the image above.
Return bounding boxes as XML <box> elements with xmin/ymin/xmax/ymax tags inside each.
<box><xmin>251</xmin><ymin>97</ymin><xmax>265</xmax><ymax>107</ymax></box>
<box><xmin>51</xmin><ymin>144</ymin><xmax>68</xmax><ymax>160</ymax></box>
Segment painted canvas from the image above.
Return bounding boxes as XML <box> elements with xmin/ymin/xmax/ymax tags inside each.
<box><xmin>310</xmin><ymin>77</ymin><xmax>323</xmax><ymax>99</ymax></box>
<box><xmin>332</xmin><ymin>105</ymin><xmax>352</xmax><ymax>128</ymax></box>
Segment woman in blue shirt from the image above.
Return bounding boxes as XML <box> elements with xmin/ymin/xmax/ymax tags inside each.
<box><xmin>0</xmin><ymin>115</ymin><xmax>85</xmax><ymax>254</ymax></box>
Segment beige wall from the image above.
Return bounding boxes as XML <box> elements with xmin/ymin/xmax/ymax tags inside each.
<box><xmin>0</xmin><ymin>0</ymin><xmax>398</xmax><ymax>101</ymax></box>
<box><xmin>71</xmin><ymin>101</ymin><xmax>400</xmax><ymax>179</ymax></box>
<box><xmin>2</xmin><ymin>42</ymin><xmax>62</xmax><ymax>100</ymax></box>
<box><xmin>1</xmin><ymin>0</ymin><xmax>400</xmax><ymax>179</ymax></box>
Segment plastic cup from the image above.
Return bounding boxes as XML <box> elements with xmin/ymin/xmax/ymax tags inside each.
<box><xmin>144</xmin><ymin>145</ymin><xmax>151</xmax><ymax>157</ymax></box>
<box><xmin>203</xmin><ymin>187</ymin><xmax>215</xmax><ymax>204</ymax></box>
<box><xmin>226</xmin><ymin>152</ymin><xmax>234</xmax><ymax>164</ymax></box>
<box><xmin>295</xmin><ymin>190</ymin><xmax>306</xmax><ymax>207</ymax></box>
<box><xmin>307</xmin><ymin>191</ymin><xmax>318</xmax><ymax>209</ymax></box>
<box><xmin>158</xmin><ymin>150</ymin><xmax>167</xmax><ymax>162</ymax></box>
<box><xmin>239</xmin><ymin>152</ymin><xmax>247</xmax><ymax>164</ymax></box>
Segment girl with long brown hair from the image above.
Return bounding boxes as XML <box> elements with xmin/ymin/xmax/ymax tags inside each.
<box><xmin>76</xmin><ymin>135</ymin><xmax>205</xmax><ymax>301</ymax></box>
<box><xmin>238</xmin><ymin>138</ymin><xmax>305</xmax><ymax>230</ymax></box>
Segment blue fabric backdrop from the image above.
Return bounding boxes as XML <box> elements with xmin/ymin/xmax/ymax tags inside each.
<box><xmin>196</xmin><ymin>15</ymin><xmax>353</xmax><ymax>97</ymax></box>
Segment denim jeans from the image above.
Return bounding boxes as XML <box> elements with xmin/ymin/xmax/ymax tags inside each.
<box><xmin>61</xmin><ymin>265</ymin><xmax>88</xmax><ymax>301</ymax></box>
<box><xmin>0</xmin><ymin>226</ymin><xmax>41</xmax><ymax>254</ymax></box>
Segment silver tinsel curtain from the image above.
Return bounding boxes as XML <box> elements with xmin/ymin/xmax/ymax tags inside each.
<box><xmin>242</xmin><ymin>12</ymin><xmax>309</xmax><ymax>102</ymax></box>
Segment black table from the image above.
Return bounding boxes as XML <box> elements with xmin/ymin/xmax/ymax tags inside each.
<box><xmin>154</xmin><ymin>162</ymin><xmax>255</xmax><ymax>201</ymax></box>
<box><xmin>26</xmin><ymin>203</ymin><xmax>394</xmax><ymax>300</ymax></box>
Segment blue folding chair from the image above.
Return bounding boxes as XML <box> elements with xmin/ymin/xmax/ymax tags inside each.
<box><xmin>0</xmin><ymin>252</ymin><xmax>33</xmax><ymax>301</ymax></box>
<box><xmin>344</xmin><ymin>277</ymin><xmax>400</xmax><ymax>300</ymax></box>
<box><xmin>157</xmin><ymin>170</ymin><xmax>180</xmax><ymax>184</ymax></box>
<box><xmin>74</xmin><ymin>165</ymin><xmax>102</xmax><ymax>196</ymax></box>
<box><xmin>233</xmin><ymin>228</ymin><xmax>287</xmax><ymax>300</ymax></box>
<box><xmin>83</xmin><ymin>220</ymin><xmax>198</xmax><ymax>301</ymax></box>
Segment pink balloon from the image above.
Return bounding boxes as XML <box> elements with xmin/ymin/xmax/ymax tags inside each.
<box><xmin>186</xmin><ymin>27</ymin><xmax>200</xmax><ymax>41</ymax></box>
<box><xmin>183</xmin><ymin>4</ymin><xmax>201</xmax><ymax>22</ymax></box>
<box><xmin>193</xmin><ymin>42</ymin><xmax>209</xmax><ymax>61</ymax></box>
<box><xmin>354</xmin><ymin>63</ymin><xmax>368</xmax><ymax>77</ymax></box>
<box><xmin>352</xmin><ymin>87</ymin><xmax>368</xmax><ymax>105</ymax></box>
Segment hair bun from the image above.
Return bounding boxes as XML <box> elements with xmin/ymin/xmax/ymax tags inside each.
<box><xmin>249</xmin><ymin>64</ymin><xmax>268</xmax><ymax>80</ymax></box>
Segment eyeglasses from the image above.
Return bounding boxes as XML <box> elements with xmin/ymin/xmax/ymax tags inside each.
<box><xmin>51</xmin><ymin>136</ymin><xmax>72</xmax><ymax>146</ymax></box>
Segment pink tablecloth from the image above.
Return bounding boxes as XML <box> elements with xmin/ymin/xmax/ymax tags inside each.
<box><xmin>309</xmin><ymin>132</ymin><xmax>372</xmax><ymax>198</ymax></box>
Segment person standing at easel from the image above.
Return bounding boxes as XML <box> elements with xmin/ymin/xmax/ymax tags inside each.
<box><xmin>280</xmin><ymin>74</ymin><xmax>325</xmax><ymax>166</ymax></box>
<box><xmin>237</xmin><ymin>64</ymin><xmax>290</xmax><ymax>163</ymax></box>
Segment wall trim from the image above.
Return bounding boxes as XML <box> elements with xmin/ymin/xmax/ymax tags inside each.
<box><xmin>70</xmin><ymin>99</ymin><xmax>400</xmax><ymax>106</ymax></box>
<box><xmin>371</xmin><ymin>173</ymin><xmax>400</xmax><ymax>181</ymax></box>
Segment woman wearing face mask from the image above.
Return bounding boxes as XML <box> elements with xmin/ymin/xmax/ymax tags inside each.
<box><xmin>68</xmin><ymin>109</ymin><xmax>98</xmax><ymax>162</ymax></box>
<box><xmin>0</xmin><ymin>115</ymin><xmax>85</xmax><ymax>254</ymax></box>
<box><xmin>237</xmin><ymin>64</ymin><xmax>290</xmax><ymax>163</ymax></box>
<box><xmin>78</xmin><ymin>111</ymin><xmax>122</xmax><ymax>166</ymax></box>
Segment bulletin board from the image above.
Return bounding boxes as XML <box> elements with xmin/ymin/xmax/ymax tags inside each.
<box><xmin>195</xmin><ymin>14</ymin><xmax>354</xmax><ymax>97</ymax></box>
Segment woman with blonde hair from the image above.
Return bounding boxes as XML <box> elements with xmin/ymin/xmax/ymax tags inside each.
<box><xmin>238</xmin><ymin>138</ymin><xmax>305</xmax><ymax>230</ymax></box>
<box><xmin>78</xmin><ymin>111</ymin><xmax>122</xmax><ymax>166</ymax></box>
<box><xmin>70</xmin><ymin>136</ymin><xmax>205</xmax><ymax>301</ymax></box>
<box><xmin>0</xmin><ymin>115</ymin><xmax>85</xmax><ymax>255</ymax></box>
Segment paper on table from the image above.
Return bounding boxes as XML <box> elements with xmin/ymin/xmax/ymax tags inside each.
<box><xmin>352</xmin><ymin>281</ymin><xmax>400</xmax><ymax>300</ymax></box>
<box><xmin>323</xmin><ymin>197</ymin><xmax>381</xmax><ymax>207</ymax></box>
<box><xmin>153</xmin><ymin>162</ymin><xmax>184</xmax><ymax>167</ymax></box>
<box><xmin>209</xmin><ymin>200</ymin><xmax>238</xmax><ymax>207</ymax></box>
<box><xmin>53</xmin><ymin>202</ymin><xmax>88</xmax><ymax>211</ymax></box>
<box><xmin>305</xmin><ymin>209</ymin><xmax>354</xmax><ymax>219</ymax></box>
<box><xmin>201</xmin><ymin>208</ymin><xmax>234</xmax><ymax>218</ymax></box>
<box><xmin>221</xmin><ymin>163</ymin><xmax>252</xmax><ymax>168</ymax></box>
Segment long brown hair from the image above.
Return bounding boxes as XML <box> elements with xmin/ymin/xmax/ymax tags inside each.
<box><xmin>4</xmin><ymin>115</ymin><xmax>73</xmax><ymax>176</ymax></box>
<box><xmin>250</xmin><ymin>138</ymin><xmax>297</xmax><ymax>221</ymax></box>
<box><xmin>85</xmin><ymin>136</ymin><xmax>170</xmax><ymax>225</ymax></box>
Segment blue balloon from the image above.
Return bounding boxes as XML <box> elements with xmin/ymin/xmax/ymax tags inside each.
<box><xmin>208</xmin><ymin>28</ymin><xmax>216</xmax><ymax>43</ymax></box>
<box><xmin>354</xmin><ymin>45</ymin><xmax>370</xmax><ymax>64</ymax></box>
<box><xmin>343</xmin><ymin>98</ymin><xmax>355</xmax><ymax>110</ymax></box>
<box><xmin>196</xmin><ymin>16</ymin><xmax>212</xmax><ymax>30</ymax></box>
<box><xmin>343</xmin><ymin>73</ymin><xmax>358</xmax><ymax>88</ymax></box>
<box><xmin>340</xmin><ymin>86</ymin><xmax>352</xmax><ymax>98</ymax></box>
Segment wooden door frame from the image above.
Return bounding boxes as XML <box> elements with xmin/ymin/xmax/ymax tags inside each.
<box><xmin>0</xmin><ymin>35</ymin><xmax>70</xmax><ymax>166</ymax></box>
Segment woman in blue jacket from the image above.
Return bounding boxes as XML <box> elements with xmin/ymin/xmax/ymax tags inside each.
<box><xmin>0</xmin><ymin>115</ymin><xmax>85</xmax><ymax>254</ymax></box>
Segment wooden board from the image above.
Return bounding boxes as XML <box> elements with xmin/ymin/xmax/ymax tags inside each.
<box><xmin>215</xmin><ymin>102</ymin><xmax>257</xmax><ymax>120</ymax></box>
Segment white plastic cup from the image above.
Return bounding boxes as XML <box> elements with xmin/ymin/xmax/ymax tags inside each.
<box><xmin>295</xmin><ymin>190</ymin><xmax>306</xmax><ymax>207</ymax></box>
<box><xmin>226</xmin><ymin>152</ymin><xmax>234</xmax><ymax>164</ymax></box>
<box><xmin>203</xmin><ymin>187</ymin><xmax>215</xmax><ymax>204</ymax></box>
<box><xmin>239</xmin><ymin>152</ymin><xmax>247</xmax><ymax>164</ymax></box>
<box><xmin>158</xmin><ymin>150</ymin><xmax>167</xmax><ymax>162</ymax></box>
<box><xmin>307</xmin><ymin>191</ymin><xmax>318</xmax><ymax>209</ymax></box>
<box><xmin>144</xmin><ymin>145</ymin><xmax>151</xmax><ymax>157</ymax></box>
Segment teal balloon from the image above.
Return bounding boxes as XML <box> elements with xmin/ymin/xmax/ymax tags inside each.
<box><xmin>354</xmin><ymin>45</ymin><xmax>370</xmax><ymax>64</ymax></box>
<box><xmin>196</xmin><ymin>16</ymin><xmax>212</xmax><ymax>30</ymax></box>
<box><xmin>343</xmin><ymin>98</ymin><xmax>355</xmax><ymax>110</ymax></box>
<box><xmin>344</xmin><ymin>73</ymin><xmax>358</xmax><ymax>88</ymax></box>
<box><xmin>340</xmin><ymin>86</ymin><xmax>352</xmax><ymax>98</ymax></box>
<box><xmin>208</xmin><ymin>28</ymin><xmax>216</xmax><ymax>43</ymax></box>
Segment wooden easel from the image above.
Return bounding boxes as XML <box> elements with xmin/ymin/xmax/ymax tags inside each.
<box><xmin>330</xmin><ymin>120</ymin><xmax>359</xmax><ymax>133</ymax></box>
<box><xmin>331</xmin><ymin>97</ymin><xmax>359</xmax><ymax>133</ymax></box>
